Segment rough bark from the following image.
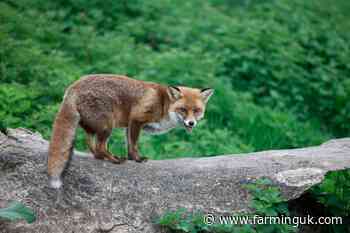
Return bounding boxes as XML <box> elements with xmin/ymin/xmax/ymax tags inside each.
<box><xmin>0</xmin><ymin>128</ymin><xmax>350</xmax><ymax>233</ymax></box>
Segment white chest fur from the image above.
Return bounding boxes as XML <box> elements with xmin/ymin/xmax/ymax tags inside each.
<box><xmin>143</xmin><ymin>112</ymin><xmax>181</xmax><ymax>135</ymax></box>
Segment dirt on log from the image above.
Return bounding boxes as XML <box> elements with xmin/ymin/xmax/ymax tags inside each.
<box><xmin>0</xmin><ymin>128</ymin><xmax>350</xmax><ymax>233</ymax></box>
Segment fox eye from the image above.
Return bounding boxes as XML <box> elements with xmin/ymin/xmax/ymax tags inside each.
<box><xmin>178</xmin><ymin>107</ymin><xmax>187</xmax><ymax>113</ymax></box>
<box><xmin>193</xmin><ymin>108</ymin><xmax>202</xmax><ymax>114</ymax></box>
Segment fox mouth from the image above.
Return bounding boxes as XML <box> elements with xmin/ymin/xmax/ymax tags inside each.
<box><xmin>184</xmin><ymin>124</ymin><xmax>194</xmax><ymax>133</ymax></box>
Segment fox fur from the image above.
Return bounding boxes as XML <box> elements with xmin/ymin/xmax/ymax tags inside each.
<box><xmin>47</xmin><ymin>74</ymin><xmax>214</xmax><ymax>188</ymax></box>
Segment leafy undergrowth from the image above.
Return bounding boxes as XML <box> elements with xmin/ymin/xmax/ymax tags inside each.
<box><xmin>310</xmin><ymin>169</ymin><xmax>350</xmax><ymax>233</ymax></box>
<box><xmin>0</xmin><ymin>201</ymin><xmax>36</xmax><ymax>224</ymax></box>
<box><xmin>2</xmin><ymin>0</ymin><xmax>346</xmax><ymax>159</ymax></box>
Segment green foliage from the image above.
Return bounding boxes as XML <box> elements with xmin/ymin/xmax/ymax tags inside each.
<box><xmin>156</xmin><ymin>179</ymin><xmax>296</xmax><ymax>233</ymax></box>
<box><xmin>0</xmin><ymin>201</ymin><xmax>36</xmax><ymax>224</ymax></box>
<box><xmin>216</xmin><ymin>0</ymin><xmax>350</xmax><ymax>136</ymax></box>
<box><xmin>0</xmin><ymin>0</ymin><xmax>335</xmax><ymax>157</ymax></box>
<box><xmin>242</xmin><ymin>179</ymin><xmax>296</xmax><ymax>233</ymax></box>
<box><xmin>311</xmin><ymin>169</ymin><xmax>350</xmax><ymax>216</ymax></box>
<box><xmin>244</xmin><ymin>179</ymin><xmax>289</xmax><ymax>217</ymax></box>
<box><xmin>309</xmin><ymin>169</ymin><xmax>350</xmax><ymax>233</ymax></box>
<box><xmin>157</xmin><ymin>208</ymin><xmax>209</xmax><ymax>233</ymax></box>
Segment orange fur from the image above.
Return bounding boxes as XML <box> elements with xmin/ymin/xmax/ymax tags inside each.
<box><xmin>47</xmin><ymin>74</ymin><xmax>214</xmax><ymax>188</ymax></box>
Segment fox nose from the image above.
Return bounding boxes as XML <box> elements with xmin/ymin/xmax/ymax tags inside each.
<box><xmin>185</xmin><ymin>120</ymin><xmax>196</xmax><ymax>127</ymax></box>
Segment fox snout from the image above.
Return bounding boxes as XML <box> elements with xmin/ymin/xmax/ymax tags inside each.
<box><xmin>184</xmin><ymin>119</ymin><xmax>196</xmax><ymax>127</ymax></box>
<box><xmin>184</xmin><ymin>119</ymin><xmax>197</xmax><ymax>132</ymax></box>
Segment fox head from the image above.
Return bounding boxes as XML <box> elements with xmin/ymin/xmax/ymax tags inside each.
<box><xmin>167</xmin><ymin>86</ymin><xmax>214</xmax><ymax>132</ymax></box>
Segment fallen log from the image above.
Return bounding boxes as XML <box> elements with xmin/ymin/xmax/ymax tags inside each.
<box><xmin>0</xmin><ymin>128</ymin><xmax>349</xmax><ymax>233</ymax></box>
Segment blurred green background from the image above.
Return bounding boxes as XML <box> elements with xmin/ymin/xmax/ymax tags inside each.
<box><xmin>1</xmin><ymin>0</ymin><xmax>349</xmax><ymax>159</ymax></box>
<box><xmin>1</xmin><ymin>0</ymin><xmax>350</xmax><ymax>229</ymax></box>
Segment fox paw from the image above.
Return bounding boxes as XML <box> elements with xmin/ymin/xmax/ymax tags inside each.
<box><xmin>128</xmin><ymin>153</ymin><xmax>148</xmax><ymax>163</ymax></box>
<box><xmin>110</xmin><ymin>156</ymin><xmax>126</xmax><ymax>164</ymax></box>
<box><xmin>135</xmin><ymin>156</ymin><xmax>148</xmax><ymax>163</ymax></box>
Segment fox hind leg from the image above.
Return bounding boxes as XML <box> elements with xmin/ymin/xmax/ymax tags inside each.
<box><xmin>95</xmin><ymin>130</ymin><xmax>125</xmax><ymax>164</ymax></box>
<box><xmin>85</xmin><ymin>132</ymin><xmax>105</xmax><ymax>160</ymax></box>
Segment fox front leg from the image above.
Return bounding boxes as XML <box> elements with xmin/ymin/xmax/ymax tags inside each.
<box><xmin>126</xmin><ymin>120</ymin><xmax>148</xmax><ymax>162</ymax></box>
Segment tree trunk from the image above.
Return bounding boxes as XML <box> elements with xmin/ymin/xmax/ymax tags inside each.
<box><xmin>0</xmin><ymin>128</ymin><xmax>350</xmax><ymax>233</ymax></box>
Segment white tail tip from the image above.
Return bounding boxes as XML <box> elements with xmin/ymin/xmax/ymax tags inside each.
<box><xmin>49</xmin><ymin>176</ymin><xmax>63</xmax><ymax>189</ymax></box>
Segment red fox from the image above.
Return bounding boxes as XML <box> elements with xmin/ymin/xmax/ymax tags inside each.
<box><xmin>47</xmin><ymin>75</ymin><xmax>214</xmax><ymax>188</ymax></box>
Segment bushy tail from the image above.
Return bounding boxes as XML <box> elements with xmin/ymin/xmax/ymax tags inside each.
<box><xmin>47</xmin><ymin>92</ymin><xmax>80</xmax><ymax>189</ymax></box>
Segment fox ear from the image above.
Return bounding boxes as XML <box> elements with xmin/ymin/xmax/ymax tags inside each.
<box><xmin>200</xmin><ymin>88</ymin><xmax>214</xmax><ymax>103</ymax></box>
<box><xmin>167</xmin><ymin>86</ymin><xmax>182</xmax><ymax>101</ymax></box>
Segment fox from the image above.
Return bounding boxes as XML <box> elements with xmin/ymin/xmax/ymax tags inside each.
<box><xmin>47</xmin><ymin>74</ymin><xmax>214</xmax><ymax>189</ymax></box>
